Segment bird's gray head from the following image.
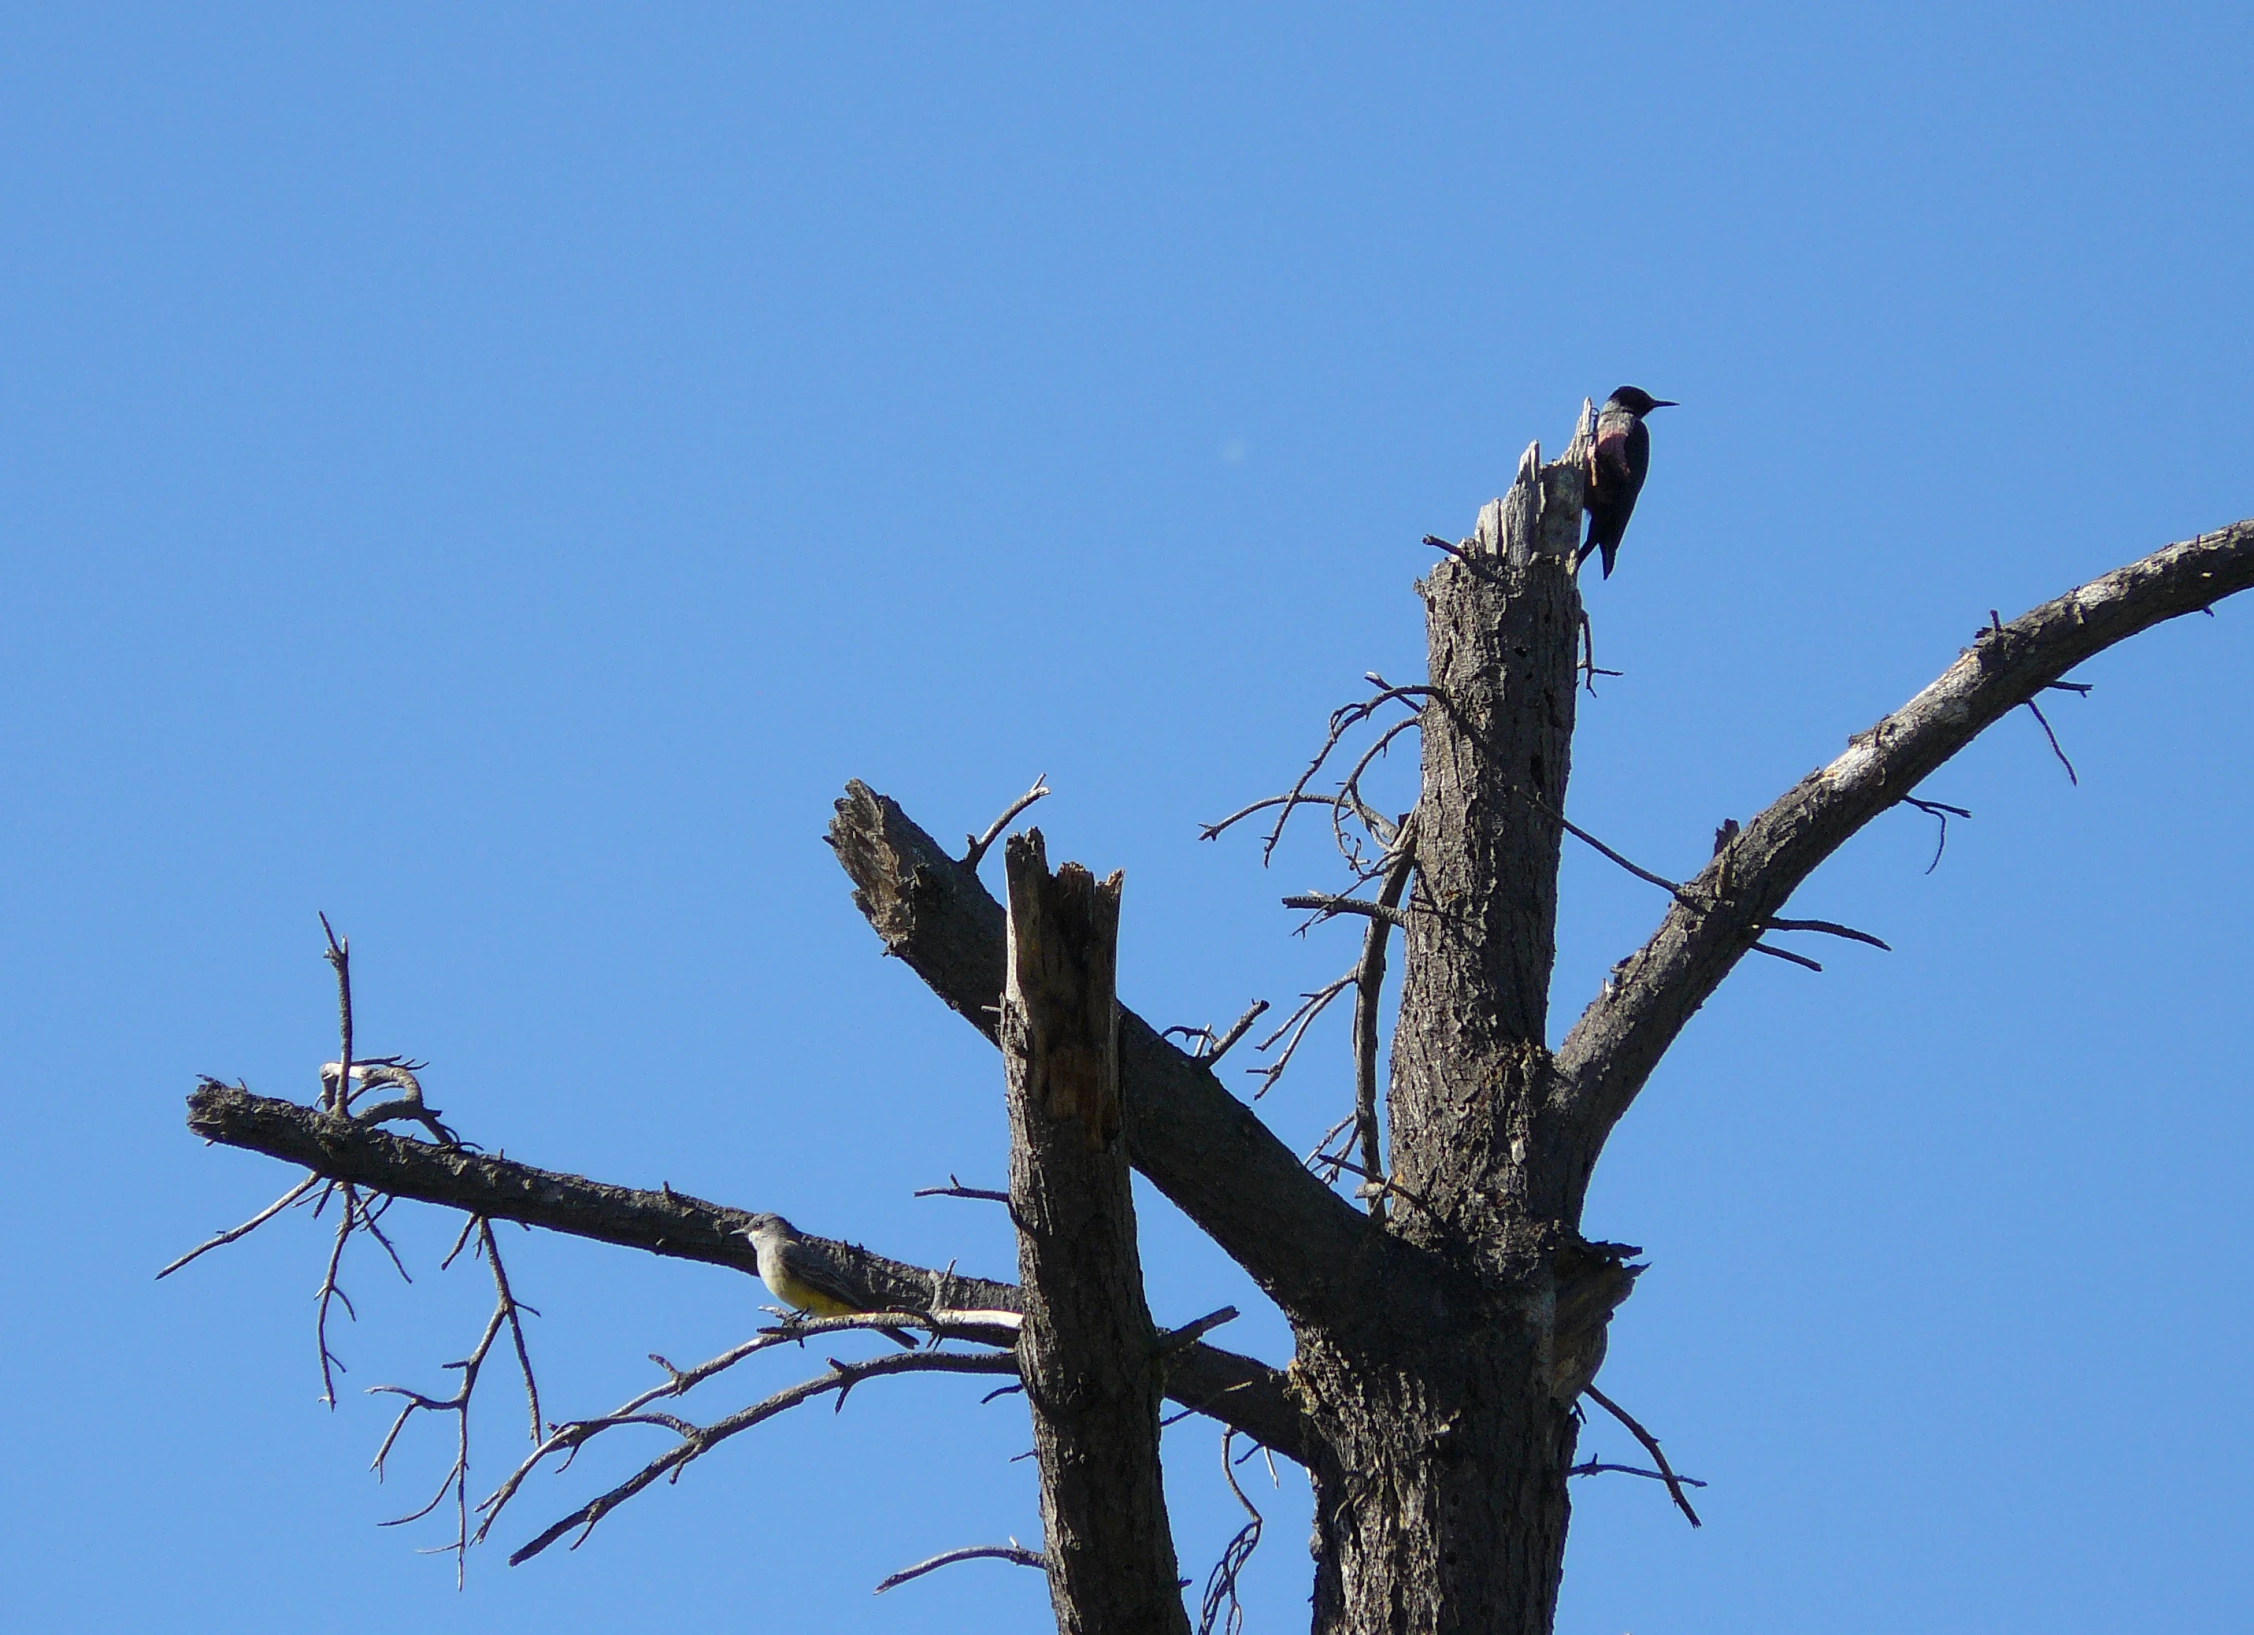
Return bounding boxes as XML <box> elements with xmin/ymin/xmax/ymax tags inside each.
<box><xmin>739</xmin><ymin>1213</ymin><xmax>793</xmax><ymax>1243</ymax></box>
<box><xmin>1604</xmin><ymin>386</ymin><xmax>1677</xmax><ymax>417</ymax></box>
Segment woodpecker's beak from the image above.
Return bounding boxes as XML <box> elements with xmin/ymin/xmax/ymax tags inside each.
<box><xmin>1648</xmin><ymin>399</ymin><xmax>1679</xmax><ymax>410</ymax></box>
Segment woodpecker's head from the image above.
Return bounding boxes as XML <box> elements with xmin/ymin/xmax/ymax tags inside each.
<box><xmin>1603</xmin><ymin>386</ymin><xmax>1677</xmax><ymax>418</ymax></box>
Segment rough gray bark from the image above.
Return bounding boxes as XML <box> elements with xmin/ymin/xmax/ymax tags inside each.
<box><xmin>1293</xmin><ymin>450</ymin><xmax>1623</xmax><ymax>1635</ymax></box>
<box><xmin>1001</xmin><ymin>833</ymin><xmax>1190</xmax><ymax>1635</ymax></box>
<box><xmin>183</xmin><ymin>1081</ymin><xmax>1305</xmax><ymax>1458</ymax></box>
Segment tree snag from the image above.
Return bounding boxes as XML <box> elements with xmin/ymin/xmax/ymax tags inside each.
<box><xmin>166</xmin><ymin>398</ymin><xmax>2254</xmax><ymax>1634</ymax></box>
<box><xmin>1002</xmin><ymin>831</ymin><xmax>1191</xmax><ymax>1635</ymax></box>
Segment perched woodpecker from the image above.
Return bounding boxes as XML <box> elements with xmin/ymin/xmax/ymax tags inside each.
<box><xmin>1576</xmin><ymin>386</ymin><xmax>1676</xmax><ymax>578</ymax></box>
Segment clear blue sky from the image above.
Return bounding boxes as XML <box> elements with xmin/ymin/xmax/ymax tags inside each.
<box><xmin>4</xmin><ymin>6</ymin><xmax>2249</xmax><ymax>1631</ymax></box>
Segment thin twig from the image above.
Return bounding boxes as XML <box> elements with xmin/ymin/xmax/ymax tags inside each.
<box><xmin>478</xmin><ymin>1313</ymin><xmax>1022</xmax><ymax>1549</ymax></box>
<box><xmin>876</xmin><ymin>1542</ymin><xmax>1048</xmax><ymax>1594</ymax></box>
<box><xmin>2022</xmin><ymin>696</ymin><xmax>2079</xmax><ymax>785</ymax></box>
<box><xmin>1747</xmin><ymin>941</ymin><xmax>1823</xmax><ymax>973</ymax></box>
<box><xmin>365</xmin><ymin>1217</ymin><xmax>543</xmax><ymax>1586</ymax></box>
<box><xmin>1420</xmin><ymin>532</ymin><xmax>1508</xmax><ymax>584</ymax></box>
<box><xmin>1245</xmin><ymin>974</ymin><xmax>1355</xmax><ymax>1099</ymax></box>
<box><xmin>963</xmin><ymin>774</ymin><xmax>1051</xmax><ymax>870</ymax></box>
<box><xmin>1154</xmin><ymin>1307</ymin><xmax>1240</xmax><ymax>1356</ymax></box>
<box><xmin>1321</xmin><ymin>1158</ymin><xmax>1438</xmax><ymax>1218</ymax></box>
<box><xmin>316</xmin><ymin>1183</ymin><xmax>359</xmax><ymax>1407</ymax></box>
<box><xmin>156</xmin><ymin>1172</ymin><xmax>321</xmax><ymax>1279</ymax></box>
<box><xmin>1255</xmin><ymin>678</ymin><xmax>1436</xmax><ymax>865</ymax></box>
<box><xmin>318</xmin><ymin>913</ymin><xmax>351</xmax><ymax>1114</ymax></box>
<box><xmin>1902</xmin><ymin>796</ymin><xmax>1973</xmax><ymax>874</ymax></box>
<box><xmin>1758</xmin><ymin>917</ymin><xmax>1891</xmax><ymax>951</ymax></box>
<box><xmin>1200</xmin><ymin>793</ymin><xmax>1394</xmax><ymax>847</ymax></box>
<box><xmin>1583</xmin><ymin>1384</ymin><xmax>1701</xmax><ymax>1527</ymax></box>
<box><xmin>1331</xmin><ymin>714</ymin><xmax>1425</xmax><ymax>863</ymax></box>
<box><xmin>1570</xmin><ymin>1461</ymin><xmax>1709</xmax><ymax>1488</ymax></box>
<box><xmin>1282</xmin><ymin>892</ymin><xmax>1411</xmax><ymax>929</ymax></box>
<box><xmin>501</xmin><ymin>1349</ymin><xmax>1018</xmax><ymax>1565</ymax></box>
<box><xmin>1199</xmin><ymin>1429</ymin><xmax>1266</xmax><ymax>1635</ymax></box>
<box><xmin>1576</xmin><ymin>609</ymin><xmax>1624</xmax><ymax>695</ymax></box>
<box><xmin>1350</xmin><ymin>824</ymin><xmax>1417</xmax><ymax>1221</ymax></box>
<box><xmin>1532</xmin><ymin>795</ymin><xmax>1688</xmax><ymax>900</ymax></box>
<box><xmin>913</xmin><ymin>1174</ymin><xmax>1011</xmax><ymax>1204</ymax></box>
<box><xmin>1182</xmin><ymin>999</ymin><xmax>1270</xmax><ymax>1066</ymax></box>
<box><xmin>1302</xmin><ymin>1110</ymin><xmax>1359</xmax><ymax>1181</ymax></box>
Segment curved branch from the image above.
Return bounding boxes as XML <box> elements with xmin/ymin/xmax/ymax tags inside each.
<box><xmin>1554</xmin><ymin>519</ymin><xmax>2254</xmax><ymax>1191</ymax></box>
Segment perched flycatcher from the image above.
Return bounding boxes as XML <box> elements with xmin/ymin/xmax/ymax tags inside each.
<box><xmin>738</xmin><ymin>1213</ymin><xmax>917</xmax><ymax>1347</ymax></box>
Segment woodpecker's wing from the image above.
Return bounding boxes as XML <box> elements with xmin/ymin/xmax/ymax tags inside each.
<box><xmin>1591</xmin><ymin>421</ymin><xmax>1648</xmax><ymax>492</ymax></box>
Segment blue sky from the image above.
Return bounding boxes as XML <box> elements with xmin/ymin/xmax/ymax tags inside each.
<box><xmin>3</xmin><ymin>6</ymin><xmax>2249</xmax><ymax>1631</ymax></box>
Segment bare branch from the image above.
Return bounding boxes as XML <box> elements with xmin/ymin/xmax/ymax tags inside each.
<box><xmin>1350</xmin><ymin>825</ymin><xmax>1417</xmax><ymax>1221</ymax></box>
<box><xmin>504</xmin><ymin>1349</ymin><xmax>1019</xmax><ymax>1565</ymax></box>
<box><xmin>1583</xmin><ymin>1384</ymin><xmax>1701</xmax><ymax>1528</ymax></box>
<box><xmin>1198</xmin><ymin>1430</ymin><xmax>1266</xmax><ymax>1635</ymax></box>
<box><xmin>1759</xmin><ymin>917</ymin><xmax>1891</xmax><ymax>951</ymax></box>
<box><xmin>2022</xmin><ymin>695</ymin><xmax>2079</xmax><ymax>785</ymax></box>
<box><xmin>1281</xmin><ymin>893</ymin><xmax>1411</xmax><ymax>929</ymax></box>
<box><xmin>1244</xmin><ymin>974</ymin><xmax>1355</xmax><ymax>1100</ymax></box>
<box><xmin>1529</xmin><ymin>791</ymin><xmax>1688</xmax><ymax>900</ymax></box>
<box><xmin>1331</xmin><ymin>715</ymin><xmax>1425</xmax><ymax>863</ymax></box>
<box><xmin>1162</xmin><ymin>999</ymin><xmax>1270</xmax><ymax>1067</ymax></box>
<box><xmin>1254</xmin><ymin>678</ymin><xmax>1436</xmax><ymax>865</ymax></box>
<box><xmin>366</xmin><ymin>1218</ymin><xmax>543</xmax><ymax>1585</ymax></box>
<box><xmin>316</xmin><ymin>1183</ymin><xmax>357</xmax><ymax>1408</ymax></box>
<box><xmin>963</xmin><ymin>773</ymin><xmax>1051</xmax><ymax>870</ymax></box>
<box><xmin>182</xmin><ymin>1081</ymin><xmax>1307</xmax><ymax>1459</ymax></box>
<box><xmin>1903</xmin><ymin>796</ymin><xmax>1973</xmax><ymax>873</ymax></box>
<box><xmin>1155</xmin><ymin>1307</ymin><xmax>1240</xmax><ymax>1355</ymax></box>
<box><xmin>1569</xmin><ymin>1461</ymin><xmax>1709</xmax><ymax>1488</ymax></box>
<box><xmin>318</xmin><ymin>913</ymin><xmax>351</xmax><ymax>1114</ymax></box>
<box><xmin>913</xmin><ymin>1174</ymin><xmax>1011</xmax><ymax>1204</ymax></box>
<box><xmin>1200</xmin><ymin>793</ymin><xmax>1393</xmax><ymax>848</ymax></box>
<box><xmin>156</xmin><ymin>1172</ymin><xmax>320</xmax><ymax>1279</ymax></box>
<box><xmin>876</xmin><ymin>1542</ymin><xmax>1048</xmax><ymax>1594</ymax></box>
<box><xmin>1746</xmin><ymin>941</ymin><xmax>1823</xmax><ymax>973</ymax></box>
<box><xmin>1556</xmin><ymin>518</ymin><xmax>2254</xmax><ymax>1191</ymax></box>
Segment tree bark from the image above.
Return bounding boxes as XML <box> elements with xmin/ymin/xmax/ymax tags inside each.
<box><xmin>1291</xmin><ymin>445</ymin><xmax>1618</xmax><ymax>1635</ymax></box>
<box><xmin>1001</xmin><ymin>832</ymin><xmax>1191</xmax><ymax>1635</ymax></box>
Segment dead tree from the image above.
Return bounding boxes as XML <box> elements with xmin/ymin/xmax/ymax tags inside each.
<box><xmin>168</xmin><ymin>406</ymin><xmax>2254</xmax><ymax>1633</ymax></box>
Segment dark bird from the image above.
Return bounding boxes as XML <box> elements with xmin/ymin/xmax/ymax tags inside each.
<box><xmin>1576</xmin><ymin>386</ymin><xmax>1676</xmax><ymax>578</ymax></box>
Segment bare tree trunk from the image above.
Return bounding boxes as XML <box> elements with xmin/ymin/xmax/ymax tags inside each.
<box><xmin>1002</xmin><ymin>832</ymin><xmax>1191</xmax><ymax>1635</ymax></box>
<box><xmin>1296</xmin><ymin>449</ymin><xmax>1634</xmax><ymax>1635</ymax></box>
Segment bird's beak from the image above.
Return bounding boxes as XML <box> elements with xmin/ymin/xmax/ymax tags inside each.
<box><xmin>1649</xmin><ymin>399</ymin><xmax>1679</xmax><ymax>409</ymax></box>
